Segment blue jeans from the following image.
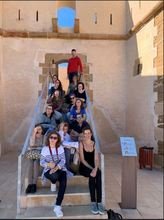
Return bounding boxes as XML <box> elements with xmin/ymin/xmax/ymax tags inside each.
<box><xmin>68</xmin><ymin>72</ymin><xmax>78</xmax><ymax>84</ymax></box>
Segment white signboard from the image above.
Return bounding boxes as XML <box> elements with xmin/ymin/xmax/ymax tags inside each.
<box><xmin>120</xmin><ymin>137</ymin><xmax>137</xmax><ymax>157</ymax></box>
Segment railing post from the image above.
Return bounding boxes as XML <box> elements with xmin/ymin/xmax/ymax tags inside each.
<box><xmin>17</xmin><ymin>77</ymin><xmax>49</xmax><ymax>216</ymax></box>
<box><xmin>101</xmin><ymin>153</ymin><xmax>105</xmax><ymax>207</ymax></box>
<box><xmin>17</xmin><ymin>154</ymin><xmax>22</xmax><ymax>215</ymax></box>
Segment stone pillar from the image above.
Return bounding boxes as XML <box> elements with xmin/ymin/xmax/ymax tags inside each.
<box><xmin>153</xmin><ymin>10</ymin><xmax>164</xmax><ymax>167</ymax></box>
<box><xmin>74</xmin><ymin>18</ymin><xmax>80</xmax><ymax>33</ymax></box>
<box><xmin>52</xmin><ymin>18</ymin><xmax>58</xmax><ymax>33</ymax></box>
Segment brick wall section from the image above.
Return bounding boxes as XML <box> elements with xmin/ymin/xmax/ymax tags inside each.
<box><xmin>153</xmin><ymin>10</ymin><xmax>164</xmax><ymax>167</ymax></box>
<box><xmin>154</xmin><ymin>10</ymin><xmax>164</xmax><ymax>75</ymax></box>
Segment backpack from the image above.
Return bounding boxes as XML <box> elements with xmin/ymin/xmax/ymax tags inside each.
<box><xmin>106</xmin><ymin>209</ymin><xmax>123</xmax><ymax>220</ymax></box>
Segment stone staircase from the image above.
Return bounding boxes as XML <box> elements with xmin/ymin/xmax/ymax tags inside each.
<box><xmin>16</xmin><ymin>175</ymin><xmax>107</xmax><ymax>219</ymax></box>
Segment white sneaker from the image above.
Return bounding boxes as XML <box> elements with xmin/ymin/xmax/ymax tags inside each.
<box><xmin>51</xmin><ymin>183</ymin><xmax>56</xmax><ymax>192</ymax></box>
<box><xmin>53</xmin><ymin>205</ymin><xmax>63</xmax><ymax>218</ymax></box>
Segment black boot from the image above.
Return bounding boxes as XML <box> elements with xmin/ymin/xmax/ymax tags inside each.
<box><xmin>31</xmin><ymin>184</ymin><xmax>37</xmax><ymax>193</ymax></box>
<box><xmin>25</xmin><ymin>184</ymin><xmax>33</xmax><ymax>194</ymax></box>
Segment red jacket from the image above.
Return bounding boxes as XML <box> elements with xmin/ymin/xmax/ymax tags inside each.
<box><xmin>67</xmin><ymin>56</ymin><xmax>83</xmax><ymax>74</ymax></box>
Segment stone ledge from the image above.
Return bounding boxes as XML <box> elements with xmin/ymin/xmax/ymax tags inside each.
<box><xmin>1</xmin><ymin>30</ymin><xmax>127</xmax><ymax>40</ymax></box>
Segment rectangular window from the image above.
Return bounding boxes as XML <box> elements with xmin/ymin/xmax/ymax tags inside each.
<box><xmin>133</xmin><ymin>58</ymin><xmax>142</xmax><ymax>76</ymax></box>
<box><xmin>18</xmin><ymin>9</ymin><xmax>21</xmax><ymax>20</ymax></box>
<box><xmin>109</xmin><ymin>14</ymin><xmax>112</xmax><ymax>25</ymax></box>
<box><xmin>36</xmin><ymin>11</ymin><xmax>39</xmax><ymax>22</ymax></box>
<box><xmin>94</xmin><ymin>13</ymin><xmax>97</xmax><ymax>24</ymax></box>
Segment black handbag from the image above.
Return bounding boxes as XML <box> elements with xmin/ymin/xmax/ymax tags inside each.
<box><xmin>106</xmin><ymin>209</ymin><xmax>123</xmax><ymax>220</ymax></box>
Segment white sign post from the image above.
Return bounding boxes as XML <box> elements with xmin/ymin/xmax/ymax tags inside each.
<box><xmin>119</xmin><ymin>137</ymin><xmax>137</xmax><ymax>209</ymax></box>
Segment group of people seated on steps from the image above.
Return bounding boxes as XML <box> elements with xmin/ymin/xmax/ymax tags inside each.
<box><xmin>25</xmin><ymin>49</ymin><xmax>104</xmax><ymax>218</ymax></box>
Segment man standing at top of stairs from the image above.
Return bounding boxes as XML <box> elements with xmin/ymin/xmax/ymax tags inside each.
<box><xmin>67</xmin><ymin>49</ymin><xmax>83</xmax><ymax>84</ymax></box>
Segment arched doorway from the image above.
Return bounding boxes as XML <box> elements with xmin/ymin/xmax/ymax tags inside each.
<box><xmin>39</xmin><ymin>53</ymin><xmax>93</xmax><ymax>101</ymax></box>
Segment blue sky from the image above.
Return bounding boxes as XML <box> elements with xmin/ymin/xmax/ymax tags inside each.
<box><xmin>57</xmin><ymin>7</ymin><xmax>75</xmax><ymax>28</ymax></box>
<box><xmin>57</xmin><ymin>7</ymin><xmax>76</xmax><ymax>67</ymax></box>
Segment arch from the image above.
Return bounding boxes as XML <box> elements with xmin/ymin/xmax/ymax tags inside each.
<box><xmin>56</xmin><ymin>59</ymin><xmax>69</xmax><ymax>65</ymax></box>
<box><xmin>57</xmin><ymin>7</ymin><xmax>75</xmax><ymax>28</ymax></box>
<box><xmin>56</xmin><ymin>0</ymin><xmax>76</xmax><ymax>10</ymax></box>
<box><xmin>39</xmin><ymin>53</ymin><xmax>93</xmax><ymax>101</ymax></box>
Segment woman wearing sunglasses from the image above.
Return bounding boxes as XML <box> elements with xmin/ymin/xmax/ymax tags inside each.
<box><xmin>40</xmin><ymin>131</ymin><xmax>67</xmax><ymax>218</ymax></box>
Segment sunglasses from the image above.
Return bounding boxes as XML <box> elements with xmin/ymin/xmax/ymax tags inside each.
<box><xmin>49</xmin><ymin>136</ymin><xmax>58</xmax><ymax>140</ymax></box>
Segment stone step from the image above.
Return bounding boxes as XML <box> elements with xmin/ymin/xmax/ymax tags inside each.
<box><xmin>20</xmin><ymin>185</ymin><xmax>90</xmax><ymax>208</ymax></box>
<box><xmin>17</xmin><ymin>205</ymin><xmax>107</xmax><ymax>219</ymax></box>
<box><xmin>37</xmin><ymin>175</ymin><xmax>88</xmax><ymax>188</ymax></box>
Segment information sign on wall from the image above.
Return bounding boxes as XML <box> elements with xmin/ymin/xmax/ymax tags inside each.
<box><xmin>120</xmin><ymin>137</ymin><xmax>137</xmax><ymax>157</ymax></box>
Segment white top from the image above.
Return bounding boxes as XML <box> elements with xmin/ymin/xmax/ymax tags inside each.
<box><xmin>59</xmin><ymin>130</ymin><xmax>71</xmax><ymax>142</ymax></box>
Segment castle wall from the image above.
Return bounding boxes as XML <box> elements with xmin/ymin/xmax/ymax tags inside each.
<box><xmin>2</xmin><ymin>1</ymin><xmax>56</xmax><ymax>32</ymax></box>
<box><xmin>153</xmin><ymin>10</ymin><xmax>164</xmax><ymax>166</ymax></box>
<box><xmin>76</xmin><ymin>1</ymin><xmax>126</xmax><ymax>34</ymax></box>
<box><xmin>126</xmin><ymin>18</ymin><xmax>157</xmax><ymax>151</ymax></box>
<box><xmin>2</xmin><ymin>1</ymin><xmax>126</xmax><ymax>35</ymax></box>
<box><xmin>0</xmin><ymin>37</ymin><xmax>3</xmax><ymax>156</ymax></box>
<box><xmin>0</xmin><ymin>1</ymin><xmax>3</xmax><ymax>155</ymax></box>
<box><xmin>0</xmin><ymin>1</ymin><xmax>163</xmax><ymax>162</ymax></box>
<box><xmin>1</xmin><ymin>38</ymin><xmax>127</xmax><ymax>153</ymax></box>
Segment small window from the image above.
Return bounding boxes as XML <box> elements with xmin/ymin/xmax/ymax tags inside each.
<box><xmin>94</xmin><ymin>13</ymin><xmax>97</xmax><ymax>24</ymax></box>
<box><xmin>134</xmin><ymin>58</ymin><xmax>142</xmax><ymax>76</ymax></box>
<box><xmin>109</xmin><ymin>14</ymin><xmax>112</xmax><ymax>25</ymax></box>
<box><xmin>36</xmin><ymin>11</ymin><xmax>39</xmax><ymax>22</ymax></box>
<box><xmin>18</xmin><ymin>9</ymin><xmax>21</xmax><ymax>20</ymax></box>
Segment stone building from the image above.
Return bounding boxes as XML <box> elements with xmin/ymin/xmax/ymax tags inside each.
<box><xmin>0</xmin><ymin>0</ymin><xmax>163</xmax><ymax>167</ymax></box>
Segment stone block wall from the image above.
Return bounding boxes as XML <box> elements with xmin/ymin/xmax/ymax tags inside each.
<box><xmin>126</xmin><ymin>18</ymin><xmax>157</xmax><ymax>151</ymax></box>
<box><xmin>153</xmin><ymin>10</ymin><xmax>164</xmax><ymax>167</ymax></box>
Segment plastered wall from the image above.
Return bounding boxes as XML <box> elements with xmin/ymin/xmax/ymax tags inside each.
<box><xmin>2</xmin><ymin>1</ymin><xmax>126</xmax><ymax>35</ymax></box>
<box><xmin>126</xmin><ymin>0</ymin><xmax>162</xmax><ymax>31</ymax></box>
<box><xmin>0</xmin><ymin>1</ymin><xmax>2</xmax><ymax>28</ymax></box>
<box><xmin>0</xmin><ymin>1</ymin><xmax>163</xmax><ymax>158</ymax></box>
<box><xmin>126</xmin><ymin>18</ymin><xmax>158</xmax><ymax>152</ymax></box>
<box><xmin>2</xmin><ymin>1</ymin><xmax>56</xmax><ymax>32</ymax></box>
<box><xmin>2</xmin><ymin>0</ymin><xmax>161</xmax><ymax>35</ymax></box>
<box><xmin>0</xmin><ymin>1</ymin><xmax>3</xmax><ymax>155</ymax></box>
<box><xmin>76</xmin><ymin>1</ymin><xmax>126</xmax><ymax>34</ymax></box>
<box><xmin>1</xmin><ymin>38</ymin><xmax>127</xmax><ymax>153</ymax></box>
<box><xmin>0</xmin><ymin>37</ymin><xmax>3</xmax><ymax>156</ymax></box>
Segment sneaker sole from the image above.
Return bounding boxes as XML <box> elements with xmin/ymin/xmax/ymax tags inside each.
<box><xmin>53</xmin><ymin>209</ymin><xmax>63</xmax><ymax>217</ymax></box>
<box><xmin>53</xmin><ymin>212</ymin><xmax>63</xmax><ymax>218</ymax></box>
<box><xmin>98</xmin><ymin>211</ymin><xmax>104</xmax><ymax>215</ymax></box>
<box><xmin>91</xmin><ymin>210</ymin><xmax>99</xmax><ymax>215</ymax></box>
